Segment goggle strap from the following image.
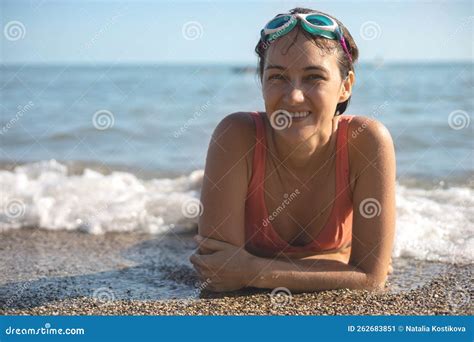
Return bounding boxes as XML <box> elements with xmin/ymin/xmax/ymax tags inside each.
<box><xmin>339</xmin><ymin>35</ymin><xmax>353</xmax><ymax>63</ymax></box>
<box><xmin>260</xmin><ymin>15</ymin><xmax>353</xmax><ymax>63</ymax></box>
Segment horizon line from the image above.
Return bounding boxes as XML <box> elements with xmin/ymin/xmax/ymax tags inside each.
<box><xmin>1</xmin><ymin>59</ymin><xmax>473</xmax><ymax>67</ymax></box>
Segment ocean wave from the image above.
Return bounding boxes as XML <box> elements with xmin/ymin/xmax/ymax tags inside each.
<box><xmin>0</xmin><ymin>160</ymin><xmax>472</xmax><ymax>263</ymax></box>
<box><xmin>393</xmin><ymin>184</ymin><xmax>473</xmax><ymax>264</ymax></box>
<box><xmin>0</xmin><ymin>160</ymin><xmax>203</xmax><ymax>235</ymax></box>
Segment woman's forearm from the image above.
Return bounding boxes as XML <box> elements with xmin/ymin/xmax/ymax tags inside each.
<box><xmin>247</xmin><ymin>255</ymin><xmax>382</xmax><ymax>292</ymax></box>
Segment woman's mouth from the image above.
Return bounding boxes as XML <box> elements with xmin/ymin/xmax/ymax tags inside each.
<box><xmin>270</xmin><ymin>109</ymin><xmax>311</xmax><ymax>129</ymax></box>
<box><xmin>288</xmin><ymin>111</ymin><xmax>310</xmax><ymax>121</ymax></box>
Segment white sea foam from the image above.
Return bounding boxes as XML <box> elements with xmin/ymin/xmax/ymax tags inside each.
<box><xmin>1</xmin><ymin>160</ymin><xmax>472</xmax><ymax>263</ymax></box>
<box><xmin>0</xmin><ymin>160</ymin><xmax>203</xmax><ymax>235</ymax></box>
<box><xmin>393</xmin><ymin>184</ymin><xmax>473</xmax><ymax>264</ymax></box>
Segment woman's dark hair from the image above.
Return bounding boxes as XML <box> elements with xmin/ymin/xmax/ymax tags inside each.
<box><xmin>255</xmin><ymin>7</ymin><xmax>359</xmax><ymax>115</ymax></box>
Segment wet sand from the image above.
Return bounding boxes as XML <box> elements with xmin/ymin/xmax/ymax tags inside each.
<box><xmin>0</xmin><ymin>228</ymin><xmax>472</xmax><ymax>315</ymax></box>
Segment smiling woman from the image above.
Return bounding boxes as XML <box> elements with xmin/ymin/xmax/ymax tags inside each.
<box><xmin>190</xmin><ymin>7</ymin><xmax>396</xmax><ymax>293</ymax></box>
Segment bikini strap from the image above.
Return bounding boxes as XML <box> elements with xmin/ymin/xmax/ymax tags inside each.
<box><xmin>336</xmin><ymin>115</ymin><xmax>355</xmax><ymax>200</ymax></box>
<box><xmin>248</xmin><ymin>112</ymin><xmax>266</xmax><ymax>189</ymax></box>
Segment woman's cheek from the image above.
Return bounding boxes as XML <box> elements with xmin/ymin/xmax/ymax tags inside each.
<box><xmin>262</xmin><ymin>83</ymin><xmax>280</xmax><ymax>104</ymax></box>
<box><xmin>308</xmin><ymin>86</ymin><xmax>332</xmax><ymax>104</ymax></box>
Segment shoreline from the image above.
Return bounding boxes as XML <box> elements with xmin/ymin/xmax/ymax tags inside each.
<box><xmin>0</xmin><ymin>228</ymin><xmax>471</xmax><ymax>315</ymax></box>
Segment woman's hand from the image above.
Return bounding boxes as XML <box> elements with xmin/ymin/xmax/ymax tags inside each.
<box><xmin>189</xmin><ymin>235</ymin><xmax>255</xmax><ymax>292</ymax></box>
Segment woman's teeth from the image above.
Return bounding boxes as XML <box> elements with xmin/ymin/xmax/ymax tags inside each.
<box><xmin>289</xmin><ymin>111</ymin><xmax>310</xmax><ymax>118</ymax></box>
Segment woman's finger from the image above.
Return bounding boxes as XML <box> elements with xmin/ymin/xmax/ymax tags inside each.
<box><xmin>189</xmin><ymin>253</ymin><xmax>213</xmax><ymax>269</ymax></box>
<box><xmin>191</xmin><ymin>260</ymin><xmax>204</xmax><ymax>273</ymax></box>
<box><xmin>197</xmin><ymin>246</ymin><xmax>214</xmax><ymax>255</ymax></box>
<box><xmin>204</xmin><ymin>281</ymin><xmax>222</xmax><ymax>292</ymax></box>
<box><xmin>194</xmin><ymin>235</ymin><xmax>232</xmax><ymax>252</ymax></box>
<box><xmin>192</xmin><ymin>263</ymin><xmax>213</xmax><ymax>282</ymax></box>
<box><xmin>207</xmin><ymin>283</ymin><xmax>226</xmax><ymax>293</ymax></box>
<box><xmin>193</xmin><ymin>270</ymin><xmax>216</xmax><ymax>288</ymax></box>
<box><xmin>193</xmin><ymin>262</ymin><xmax>218</xmax><ymax>280</ymax></box>
<box><xmin>197</xmin><ymin>271</ymin><xmax>210</xmax><ymax>283</ymax></box>
<box><xmin>192</xmin><ymin>267</ymin><xmax>218</xmax><ymax>287</ymax></box>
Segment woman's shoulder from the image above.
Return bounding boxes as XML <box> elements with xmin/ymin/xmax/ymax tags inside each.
<box><xmin>346</xmin><ymin>115</ymin><xmax>393</xmax><ymax>145</ymax></box>
<box><xmin>345</xmin><ymin>114</ymin><xmax>395</xmax><ymax>170</ymax></box>
<box><xmin>211</xmin><ymin>112</ymin><xmax>259</xmax><ymax>181</ymax></box>
<box><xmin>213</xmin><ymin>111</ymin><xmax>257</xmax><ymax>148</ymax></box>
<box><xmin>217</xmin><ymin>111</ymin><xmax>256</xmax><ymax>129</ymax></box>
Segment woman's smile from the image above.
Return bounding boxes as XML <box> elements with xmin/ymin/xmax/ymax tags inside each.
<box><xmin>270</xmin><ymin>109</ymin><xmax>312</xmax><ymax>128</ymax></box>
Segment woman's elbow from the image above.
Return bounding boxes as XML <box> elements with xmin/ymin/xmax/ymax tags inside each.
<box><xmin>363</xmin><ymin>273</ymin><xmax>387</xmax><ymax>291</ymax></box>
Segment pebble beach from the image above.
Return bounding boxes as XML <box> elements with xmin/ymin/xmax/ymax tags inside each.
<box><xmin>1</xmin><ymin>228</ymin><xmax>471</xmax><ymax>316</ymax></box>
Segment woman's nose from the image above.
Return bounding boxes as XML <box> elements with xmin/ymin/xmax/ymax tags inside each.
<box><xmin>285</xmin><ymin>84</ymin><xmax>305</xmax><ymax>105</ymax></box>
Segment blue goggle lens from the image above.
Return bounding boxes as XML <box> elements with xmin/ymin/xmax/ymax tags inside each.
<box><xmin>266</xmin><ymin>15</ymin><xmax>293</xmax><ymax>29</ymax></box>
<box><xmin>306</xmin><ymin>14</ymin><xmax>333</xmax><ymax>26</ymax></box>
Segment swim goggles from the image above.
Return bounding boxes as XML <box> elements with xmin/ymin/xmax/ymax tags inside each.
<box><xmin>260</xmin><ymin>12</ymin><xmax>352</xmax><ymax>63</ymax></box>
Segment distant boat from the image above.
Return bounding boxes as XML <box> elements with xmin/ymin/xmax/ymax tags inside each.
<box><xmin>231</xmin><ymin>66</ymin><xmax>256</xmax><ymax>74</ymax></box>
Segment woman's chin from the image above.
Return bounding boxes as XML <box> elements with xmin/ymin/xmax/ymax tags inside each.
<box><xmin>289</xmin><ymin>114</ymin><xmax>311</xmax><ymax>124</ymax></box>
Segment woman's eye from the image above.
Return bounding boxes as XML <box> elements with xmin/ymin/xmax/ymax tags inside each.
<box><xmin>306</xmin><ymin>75</ymin><xmax>324</xmax><ymax>81</ymax></box>
<box><xmin>268</xmin><ymin>74</ymin><xmax>284</xmax><ymax>80</ymax></box>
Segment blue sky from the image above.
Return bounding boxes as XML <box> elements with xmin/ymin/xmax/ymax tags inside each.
<box><xmin>1</xmin><ymin>0</ymin><xmax>473</xmax><ymax>64</ymax></box>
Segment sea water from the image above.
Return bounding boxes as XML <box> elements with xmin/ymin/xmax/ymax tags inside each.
<box><xmin>1</xmin><ymin>63</ymin><xmax>472</xmax><ymax>264</ymax></box>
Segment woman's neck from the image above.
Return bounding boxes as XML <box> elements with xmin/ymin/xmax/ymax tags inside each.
<box><xmin>265</xmin><ymin>114</ymin><xmax>338</xmax><ymax>179</ymax></box>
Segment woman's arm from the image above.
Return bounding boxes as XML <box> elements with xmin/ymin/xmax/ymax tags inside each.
<box><xmin>191</xmin><ymin>117</ymin><xmax>396</xmax><ymax>292</ymax></box>
<box><xmin>248</xmin><ymin>255</ymin><xmax>371</xmax><ymax>292</ymax></box>
<box><xmin>248</xmin><ymin>117</ymin><xmax>396</xmax><ymax>292</ymax></box>
<box><xmin>197</xmin><ymin>112</ymin><xmax>254</xmax><ymax>251</ymax></box>
<box><xmin>249</xmin><ymin>117</ymin><xmax>396</xmax><ymax>291</ymax></box>
<box><xmin>192</xmin><ymin>237</ymin><xmax>372</xmax><ymax>292</ymax></box>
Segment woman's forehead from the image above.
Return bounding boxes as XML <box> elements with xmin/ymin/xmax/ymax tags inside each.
<box><xmin>264</xmin><ymin>30</ymin><xmax>338</xmax><ymax>73</ymax></box>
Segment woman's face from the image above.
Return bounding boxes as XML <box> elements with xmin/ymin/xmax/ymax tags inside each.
<box><xmin>262</xmin><ymin>29</ymin><xmax>353</xmax><ymax>138</ymax></box>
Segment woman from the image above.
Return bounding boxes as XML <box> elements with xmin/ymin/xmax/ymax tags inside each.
<box><xmin>190</xmin><ymin>8</ymin><xmax>396</xmax><ymax>293</ymax></box>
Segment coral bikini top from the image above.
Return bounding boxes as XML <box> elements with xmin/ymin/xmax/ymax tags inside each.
<box><xmin>244</xmin><ymin>112</ymin><xmax>354</xmax><ymax>257</ymax></box>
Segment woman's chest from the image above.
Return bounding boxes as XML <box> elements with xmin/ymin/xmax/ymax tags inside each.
<box><xmin>262</xmin><ymin>160</ymin><xmax>337</xmax><ymax>246</ymax></box>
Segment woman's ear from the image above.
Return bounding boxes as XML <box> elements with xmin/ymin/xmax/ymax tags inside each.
<box><xmin>338</xmin><ymin>70</ymin><xmax>355</xmax><ymax>103</ymax></box>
